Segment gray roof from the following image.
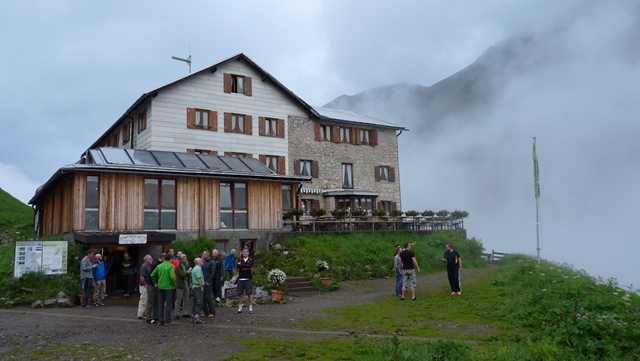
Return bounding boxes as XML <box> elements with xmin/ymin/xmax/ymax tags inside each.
<box><xmin>312</xmin><ymin>106</ymin><xmax>405</xmax><ymax>130</ymax></box>
<box><xmin>30</xmin><ymin>147</ymin><xmax>310</xmax><ymax>204</ymax></box>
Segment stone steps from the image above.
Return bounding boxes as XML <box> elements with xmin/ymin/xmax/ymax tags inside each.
<box><xmin>285</xmin><ymin>276</ymin><xmax>316</xmax><ymax>293</ymax></box>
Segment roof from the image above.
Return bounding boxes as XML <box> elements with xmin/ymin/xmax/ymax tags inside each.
<box><xmin>312</xmin><ymin>106</ymin><xmax>405</xmax><ymax>130</ymax></box>
<box><xmin>87</xmin><ymin>52</ymin><xmax>406</xmax><ymax>154</ymax></box>
<box><xmin>30</xmin><ymin>147</ymin><xmax>310</xmax><ymax>204</ymax></box>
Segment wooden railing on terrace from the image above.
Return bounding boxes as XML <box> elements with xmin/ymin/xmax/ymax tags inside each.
<box><xmin>277</xmin><ymin>214</ymin><xmax>465</xmax><ymax>232</ymax></box>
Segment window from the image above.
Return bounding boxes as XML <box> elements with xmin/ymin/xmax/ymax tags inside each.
<box><xmin>259</xmin><ymin>117</ymin><xmax>284</xmax><ymax>138</ymax></box>
<box><xmin>315</xmin><ymin>124</ymin><xmax>333</xmax><ymax>141</ymax></box>
<box><xmin>282</xmin><ymin>185</ymin><xmax>292</xmax><ymax>211</ymax></box>
<box><xmin>122</xmin><ymin>122</ymin><xmax>131</xmax><ymax>144</ymax></box>
<box><xmin>259</xmin><ymin>155</ymin><xmax>285</xmax><ymax>175</ymax></box>
<box><xmin>339</xmin><ymin>127</ymin><xmax>352</xmax><ymax>143</ymax></box>
<box><xmin>225</xmin><ymin>152</ymin><xmax>252</xmax><ymax>158</ymax></box>
<box><xmin>294</xmin><ymin>159</ymin><xmax>318</xmax><ymax>178</ymax></box>
<box><xmin>359</xmin><ymin>129</ymin><xmax>371</xmax><ymax>145</ymax></box>
<box><xmin>215</xmin><ymin>240</ymin><xmax>228</xmax><ymax>253</ymax></box>
<box><xmin>108</xmin><ymin>133</ymin><xmax>118</xmax><ymax>147</ymax></box>
<box><xmin>301</xmin><ymin>199</ymin><xmax>314</xmax><ymax>215</ymax></box>
<box><xmin>379</xmin><ymin>201</ymin><xmax>393</xmax><ymax>214</ymax></box>
<box><xmin>224</xmin><ymin>113</ymin><xmax>252</xmax><ymax>135</ymax></box>
<box><xmin>144</xmin><ymin>179</ymin><xmax>176</xmax><ymax>230</ymax></box>
<box><xmin>223</xmin><ymin>73</ymin><xmax>252</xmax><ymax>96</ymax></box>
<box><xmin>187</xmin><ymin>149</ymin><xmax>217</xmax><ymax>155</ymax></box>
<box><xmin>336</xmin><ymin>197</ymin><xmax>351</xmax><ymax>211</ymax></box>
<box><xmin>354</xmin><ymin>197</ymin><xmax>373</xmax><ymax>213</ymax></box>
<box><xmin>187</xmin><ymin>108</ymin><xmax>218</xmax><ymax>131</ymax></box>
<box><xmin>220</xmin><ymin>182</ymin><xmax>247</xmax><ymax>229</ymax></box>
<box><xmin>299</xmin><ymin>160</ymin><xmax>311</xmax><ymax>177</ymax></box>
<box><xmin>375</xmin><ymin>166</ymin><xmax>395</xmax><ymax>182</ymax></box>
<box><xmin>137</xmin><ymin>109</ymin><xmax>147</xmax><ymax>134</ymax></box>
<box><xmin>85</xmin><ymin>176</ymin><xmax>99</xmax><ymax>229</ymax></box>
<box><xmin>342</xmin><ymin>163</ymin><xmax>353</xmax><ymax>189</ymax></box>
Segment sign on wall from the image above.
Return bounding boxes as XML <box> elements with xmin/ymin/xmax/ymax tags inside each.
<box><xmin>119</xmin><ymin>234</ymin><xmax>148</xmax><ymax>245</ymax></box>
<box><xmin>14</xmin><ymin>241</ymin><xmax>68</xmax><ymax>277</ymax></box>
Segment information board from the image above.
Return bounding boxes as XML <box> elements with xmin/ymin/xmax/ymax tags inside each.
<box><xmin>14</xmin><ymin>241</ymin><xmax>68</xmax><ymax>277</ymax></box>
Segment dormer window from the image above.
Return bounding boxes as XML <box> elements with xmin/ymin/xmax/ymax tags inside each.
<box><xmin>224</xmin><ymin>73</ymin><xmax>252</xmax><ymax>96</ymax></box>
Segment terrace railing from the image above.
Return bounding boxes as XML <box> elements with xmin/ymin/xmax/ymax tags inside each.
<box><xmin>277</xmin><ymin>213</ymin><xmax>465</xmax><ymax>232</ymax></box>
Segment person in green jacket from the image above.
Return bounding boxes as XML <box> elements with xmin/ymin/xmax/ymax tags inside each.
<box><xmin>150</xmin><ymin>253</ymin><xmax>176</xmax><ymax>326</ymax></box>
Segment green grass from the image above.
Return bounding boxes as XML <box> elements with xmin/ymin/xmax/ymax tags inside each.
<box><xmin>0</xmin><ymin>187</ymin><xmax>35</xmax><ymax>240</ymax></box>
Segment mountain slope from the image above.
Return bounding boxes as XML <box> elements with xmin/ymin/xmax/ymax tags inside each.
<box><xmin>0</xmin><ymin>187</ymin><xmax>35</xmax><ymax>241</ymax></box>
<box><xmin>324</xmin><ymin>36</ymin><xmax>547</xmax><ymax>134</ymax></box>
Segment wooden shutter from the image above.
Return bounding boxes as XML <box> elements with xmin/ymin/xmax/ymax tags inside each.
<box><xmin>391</xmin><ymin>202</ymin><xmax>397</xmax><ymax>210</ymax></box>
<box><xmin>349</xmin><ymin>127</ymin><xmax>355</xmax><ymax>144</ymax></box>
<box><xmin>278</xmin><ymin>156</ymin><xmax>286</xmax><ymax>175</ymax></box>
<box><xmin>244</xmin><ymin>76</ymin><xmax>252</xmax><ymax>96</ymax></box>
<box><xmin>374</xmin><ymin>166</ymin><xmax>380</xmax><ymax>182</ymax></box>
<box><xmin>277</xmin><ymin>119</ymin><xmax>285</xmax><ymax>138</ymax></box>
<box><xmin>377</xmin><ymin>201</ymin><xmax>382</xmax><ymax>210</ymax></box>
<box><xmin>354</xmin><ymin>128</ymin><xmax>361</xmax><ymax>145</ymax></box>
<box><xmin>314</xmin><ymin>123</ymin><xmax>321</xmax><ymax>141</ymax></box>
<box><xmin>187</xmin><ymin>149</ymin><xmax>195</xmax><ymax>154</ymax></box>
<box><xmin>258</xmin><ymin>117</ymin><xmax>265</xmax><ymax>136</ymax></box>
<box><xmin>187</xmin><ymin>108</ymin><xmax>196</xmax><ymax>129</ymax></box>
<box><xmin>370</xmin><ymin>129</ymin><xmax>378</xmax><ymax>146</ymax></box>
<box><xmin>332</xmin><ymin>126</ymin><xmax>340</xmax><ymax>143</ymax></box>
<box><xmin>245</xmin><ymin>153</ymin><xmax>253</xmax><ymax>158</ymax></box>
<box><xmin>223</xmin><ymin>73</ymin><xmax>232</xmax><ymax>93</ymax></box>
<box><xmin>312</xmin><ymin>160</ymin><xmax>319</xmax><ymax>178</ymax></box>
<box><xmin>294</xmin><ymin>160</ymin><xmax>300</xmax><ymax>175</ymax></box>
<box><xmin>259</xmin><ymin>154</ymin><xmax>266</xmax><ymax>166</ymax></box>
<box><xmin>210</xmin><ymin>111</ymin><xmax>218</xmax><ymax>131</ymax></box>
<box><xmin>390</xmin><ymin>167</ymin><xmax>396</xmax><ymax>182</ymax></box>
<box><xmin>312</xmin><ymin>200</ymin><xmax>320</xmax><ymax>210</ymax></box>
<box><xmin>245</xmin><ymin>115</ymin><xmax>252</xmax><ymax>135</ymax></box>
<box><xmin>224</xmin><ymin>113</ymin><xmax>231</xmax><ymax>132</ymax></box>
<box><xmin>224</xmin><ymin>152</ymin><xmax>233</xmax><ymax>156</ymax></box>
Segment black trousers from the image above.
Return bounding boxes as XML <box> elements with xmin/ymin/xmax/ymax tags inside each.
<box><xmin>202</xmin><ymin>283</ymin><xmax>215</xmax><ymax>315</ymax></box>
<box><xmin>447</xmin><ymin>267</ymin><xmax>461</xmax><ymax>292</ymax></box>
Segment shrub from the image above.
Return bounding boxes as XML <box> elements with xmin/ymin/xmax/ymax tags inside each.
<box><xmin>331</xmin><ymin>209</ymin><xmax>349</xmax><ymax>217</ymax></box>
<box><xmin>390</xmin><ymin>210</ymin><xmax>403</xmax><ymax>217</ymax></box>
<box><xmin>372</xmin><ymin>209</ymin><xmax>387</xmax><ymax>216</ymax></box>
<box><xmin>436</xmin><ymin>209</ymin><xmax>449</xmax><ymax>217</ymax></box>
<box><xmin>351</xmin><ymin>209</ymin><xmax>368</xmax><ymax>216</ymax></box>
<box><xmin>405</xmin><ymin>210</ymin><xmax>419</xmax><ymax>217</ymax></box>
<box><xmin>422</xmin><ymin>210</ymin><xmax>435</xmax><ymax>217</ymax></box>
<box><xmin>310</xmin><ymin>208</ymin><xmax>327</xmax><ymax>217</ymax></box>
<box><xmin>267</xmin><ymin>268</ymin><xmax>287</xmax><ymax>291</ymax></box>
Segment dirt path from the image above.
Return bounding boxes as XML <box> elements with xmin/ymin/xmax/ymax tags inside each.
<box><xmin>0</xmin><ymin>267</ymin><xmax>496</xmax><ymax>360</ymax></box>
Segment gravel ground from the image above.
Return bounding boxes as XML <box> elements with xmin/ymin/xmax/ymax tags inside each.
<box><xmin>0</xmin><ymin>267</ymin><xmax>494</xmax><ymax>360</ymax></box>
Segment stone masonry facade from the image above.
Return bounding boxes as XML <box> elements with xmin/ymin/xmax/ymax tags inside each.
<box><xmin>288</xmin><ymin>115</ymin><xmax>402</xmax><ymax>211</ymax></box>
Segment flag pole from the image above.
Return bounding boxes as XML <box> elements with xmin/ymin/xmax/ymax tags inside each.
<box><xmin>533</xmin><ymin>137</ymin><xmax>541</xmax><ymax>264</ymax></box>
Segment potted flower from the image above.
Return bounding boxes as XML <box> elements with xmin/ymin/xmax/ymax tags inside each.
<box><xmin>267</xmin><ymin>268</ymin><xmax>287</xmax><ymax>301</ymax></box>
<box><xmin>372</xmin><ymin>209</ymin><xmax>386</xmax><ymax>217</ymax></box>
<box><xmin>405</xmin><ymin>210</ymin><xmax>419</xmax><ymax>217</ymax></box>
<box><xmin>436</xmin><ymin>209</ymin><xmax>449</xmax><ymax>218</ymax></box>
<box><xmin>310</xmin><ymin>208</ymin><xmax>327</xmax><ymax>217</ymax></box>
<box><xmin>331</xmin><ymin>209</ymin><xmax>348</xmax><ymax>217</ymax></box>
<box><xmin>390</xmin><ymin>209</ymin><xmax>404</xmax><ymax>217</ymax></box>
<box><xmin>315</xmin><ymin>260</ymin><xmax>332</xmax><ymax>286</ymax></box>
<box><xmin>451</xmin><ymin>210</ymin><xmax>469</xmax><ymax>219</ymax></box>
<box><xmin>421</xmin><ymin>210</ymin><xmax>435</xmax><ymax>217</ymax></box>
<box><xmin>288</xmin><ymin>208</ymin><xmax>304</xmax><ymax>217</ymax></box>
<box><xmin>351</xmin><ymin>208</ymin><xmax>368</xmax><ymax>217</ymax></box>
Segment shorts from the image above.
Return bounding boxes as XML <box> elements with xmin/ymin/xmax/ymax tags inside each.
<box><xmin>237</xmin><ymin>279</ymin><xmax>253</xmax><ymax>295</ymax></box>
<box><xmin>402</xmin><ymin>269</ymin><xmax>417</xmax><ymax>288</ymax></box>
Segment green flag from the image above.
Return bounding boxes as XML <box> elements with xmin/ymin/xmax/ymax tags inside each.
<box><xmin>533</xmin><ymin>139</ymin><xmax>540</xmax><ymax>198</ymax></box>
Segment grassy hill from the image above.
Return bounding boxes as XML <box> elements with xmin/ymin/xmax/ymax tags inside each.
<box><xmin>0</xmin><ymin>187</ymin><xmax>35</xmax><ymax>242</ymax></box>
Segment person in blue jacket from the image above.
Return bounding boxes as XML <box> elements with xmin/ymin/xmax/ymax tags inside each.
<box><xmin>92</xmin><ymin>253</ymin><xmax>106</xmax><ymax>306</ymax></box>
<box><xmin>223</xmin><ymin>249</ymin><xmax>237</xmax><ymax>282</ymax></box>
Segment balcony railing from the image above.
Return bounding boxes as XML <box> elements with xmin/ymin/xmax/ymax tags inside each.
<box><xmin>277</xmin><ymin>213</ymin><xmax>464</xmax><ymax>232</ymax></box>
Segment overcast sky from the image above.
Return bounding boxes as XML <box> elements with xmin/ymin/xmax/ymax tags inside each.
<box><xmin>1</xmin><ymin>1</ymin><xmax>637</xmax><ymax>288</ymax></box>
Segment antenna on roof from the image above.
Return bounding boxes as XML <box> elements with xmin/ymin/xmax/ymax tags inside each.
<box><xmin>172</xmin><ymin>44</ymin><xmax>192</xmax><ymax>73</ymax></box>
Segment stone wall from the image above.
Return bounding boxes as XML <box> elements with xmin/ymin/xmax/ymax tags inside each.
<box><xmin>288</xmin><ymin>116</ymin><xmax>402</xmax><ymax>210</ymax></box>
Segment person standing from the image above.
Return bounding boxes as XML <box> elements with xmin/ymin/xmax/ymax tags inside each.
<box><xmin>92</xmin><ymin>254</ymin><xmax>106</xmax><ymax>307</ymax></box>
<box><xmin>201</xmin><ymin>250</ymin><xmax>216</xmax><ymax>318</ymax></box>
<box><xmin>442</xmin><ymin>244</ymin><xmax>462</xmax><ymax>295</ymax></box>
<box><xmin>151</xmin><ymin>253</ymin><xmax>176</xmax><ymax>326</ymax></box>
<box><xmin>394</xmin><ymin>245</ymin><xmax>403</xmax><ymax>297</ymax></box>
<box><xmin>137</xmin><ymin>254</ymin><xmax>152</xmax><ymax>319</ymax></box>
<box><xmin>211</xmin><ymin>249</ymin><xmax>223</xmax><ymax>302</ymax></box>
<box><xmin>235</xmin><ymin>248</ymin><xmax>255</xmax><ymax>314</ymax></box>
<box><xmin>223</xmin><ymin>249</ymin><xmax>237</xmax><ymax>282</ymax></box>
<box><xmin>121</xmin><ymin>252</ymin><xmax>134</xmax><ymax>298</ymax></box>
<box><xmin>174</xmin><ymin>254</ymin><xmax>192</xmax><ymax>320</ymax></box>
<box><xmin>191</xmin><ymin>257</ymin><xmax>205</xmax><ymax>324</ymax></box>
<box><xmin>144</xmin><ymin>254</ymin><xmax>163</xmax><ymax>324</ymax></box>
<box><xmin>400</xmin><ymin>242</ymin><xmax>420</xmax><ymax>301</ymax></box>
<box><xmin>80</xmin><ymin>249</ymin><xmax>96</xmax><ymax>309</ymax></box>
